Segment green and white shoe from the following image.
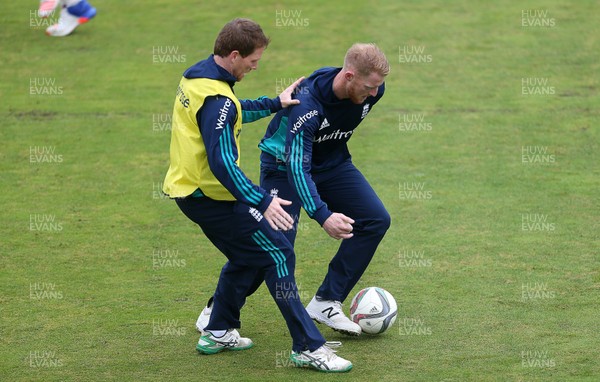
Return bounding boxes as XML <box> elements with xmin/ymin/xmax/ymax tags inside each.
<box><xmin>290</xmin><ymin>344</ymin><xmax>353</xmax><ymax>372</ymax></box>
<box><xmin>196</xmin><ymin>329</ymin><xmax>253</xmax><ymax>355</ymax></box>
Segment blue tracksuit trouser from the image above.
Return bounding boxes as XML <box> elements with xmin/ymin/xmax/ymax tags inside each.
<box><xmin>260</xmin><ymin>160</ymin><xmax>391</xmax><ymax>302</ymax></box>
<box><xmin>176</xmin><ymin>196</ymin><xmax>326</xmax><ymax>352</ymax></box>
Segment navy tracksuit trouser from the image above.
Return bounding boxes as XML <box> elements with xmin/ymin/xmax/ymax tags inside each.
<box><xmin>176</xmin><ymin>197</ymin><xmax>325</xmax><ymax>352</ymax></box>
<box><xmin>261</xmin><ymin>159</ymin><xmax>391</xmax><ymax>302</ymax></box>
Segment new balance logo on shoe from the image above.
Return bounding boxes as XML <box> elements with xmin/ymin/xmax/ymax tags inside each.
<box><xmin>322</xmin><ymin>307</ymin><xmax>340</xmax><ymax>319</ymax></box>
<box><xmin>306</xmin><ymin>297</ymin><xmax>361</xmax><ymax>336</ymax></box>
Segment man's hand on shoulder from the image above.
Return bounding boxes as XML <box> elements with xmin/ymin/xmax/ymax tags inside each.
<box><xmin>279</xmin><ymin>77</ymin><xmax>305</xmax><ymax>108</ymax></box>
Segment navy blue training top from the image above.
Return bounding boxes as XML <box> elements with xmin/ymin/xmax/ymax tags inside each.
<box><xmin>259</xmin><ymin>67</ymin><xmax>385</xmax><ymax>224</ymax></box>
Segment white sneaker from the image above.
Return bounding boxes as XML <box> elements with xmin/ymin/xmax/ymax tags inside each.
<box><xmin>38</xmin><ymin>0</ymin><xmax>60</xmax><ymax>18</ymax></box>
<box><xmin>46</xmin><ymin>2</ymin><xmax>96</xmax><ymax>37</ymax></box>
<box><xmin>196</xmin><ymin>329</ymin><xmax>253</xmax><ymax>355</ymax></box>
<box><xmin>290</xmin><ymin>344</ymin><xmax>353</xmax><ymax>372</ymax></box>
<box><xmin>306</xmin><ymin>296</ymin><xmax>361</xmax><ymax>336</ymax></box>
<box><xmin>195</xmin><ymin>299</ymin><xmax>212</xmax><ymax>334</ymax></box>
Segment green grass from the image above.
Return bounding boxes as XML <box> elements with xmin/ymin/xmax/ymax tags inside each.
<box><xmin>1</xmin><ymin>0</ymin><xmax>599</xmax><ymax>381</ymax></box>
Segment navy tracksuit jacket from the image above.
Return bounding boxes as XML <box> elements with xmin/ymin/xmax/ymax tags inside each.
<box><xmin>259</xmin><ymin>67</ymin><xmax>391</xmax><ymax>302</ymax></box>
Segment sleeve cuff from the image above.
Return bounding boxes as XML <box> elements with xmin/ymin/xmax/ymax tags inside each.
<box><xmin>313</xmin><ymin>207</ymin><xmax>333</xmax><ymax>227</ymax></box>
<box><xmin>271</xmin><ymin>96</ymin><xmax>282</xmax><ymax>112</ymax></box>
<box><xmin>256</xmin><ymin>194</ymin><xmax>273</xmax><ymax>214</ymax></box>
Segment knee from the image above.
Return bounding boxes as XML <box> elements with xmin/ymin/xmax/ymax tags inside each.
<box><xmin>362</xmin><ymin>208</ymin><xmax>391</xmax><ymax>236</ymax></box>
<box><xmin>377</xmin><ymin>209</ymin><xmax>391</xmax><ymax>234</ymax></box>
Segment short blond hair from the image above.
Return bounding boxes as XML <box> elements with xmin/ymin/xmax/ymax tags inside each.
<box><xmin>343</xmin><ymin>43</ymin><xmax>390</xmax><ymax>77</ymax></box>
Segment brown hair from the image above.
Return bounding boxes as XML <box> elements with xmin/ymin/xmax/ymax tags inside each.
<box><xmin>343</xmin><ymin>43</ymin><xmax>390</xmax><ymax>77</ymax></box>
<box><xmin>213</xmin><ymin>18</ymin><xmax>270</xmax><ymax>58</ymax></box>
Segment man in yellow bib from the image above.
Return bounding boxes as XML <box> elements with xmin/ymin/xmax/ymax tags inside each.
<box><xmin>162</xmin><ymin>18</ymin><xmax>352</xmax><ymax>372</ymax></box>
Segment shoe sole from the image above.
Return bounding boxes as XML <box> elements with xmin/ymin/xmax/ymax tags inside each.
<box><xmin>45</xmin><ymin>18</ymin><xmax>90</xmax><ymax>37</ymax></box>
<box><xmin>196</xmin><ymin>342</ymin><xmax>253</xmax><ymax>355</ymax></box>
<box><xmin>307</xmin><ymin>312</ymin><xmax>361</xmax><ymax>336</ymax></box>
<box><xmin>290</xmin><ymin>356</ymin><xmax>353</xmax><ymax>373</ymax></box>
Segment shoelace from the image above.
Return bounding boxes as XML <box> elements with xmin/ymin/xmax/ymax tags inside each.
<box><xmin>315</xmin><ymin>345</ymin><xmax>338</xmax><ymax>361</ymax></box>
<box><xmin>210</xmin><ymin>330</ymin><xmax>239</xmax><ymax>347</ymax></box>
<box><xmin>325</xmin><ymin>341</ymin><xmax>342</xmax><ymax>349</ymax></box>
<box><xmin>213</xmin><ymin>335</ymin><xmax>237</xmax><ymax>347</ymax></box>
<box><xmin>332</xmin><ymin>300</ymin><xmax>345</xmax><ymax>313</ymax></box>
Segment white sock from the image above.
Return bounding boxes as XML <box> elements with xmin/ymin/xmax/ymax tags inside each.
<box><xmin>208</xmin><ymin>330</ymin><xmax>226</xmax><ymax>338</ymax></box>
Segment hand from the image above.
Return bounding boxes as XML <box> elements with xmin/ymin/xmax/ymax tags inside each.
<box><xmin>322</xmin><ymin>213</ymin><xmax>355</xmax><ymax>240</ymax></box>
<box><xmin>279</xmin><ymin>76</ymin><xmax>305</xmax><ymax>108</ymax></box>
<box><xmin>263</xmin><ymin>197</ymin><xmax>295</xmax><ymax>231</ymax></box>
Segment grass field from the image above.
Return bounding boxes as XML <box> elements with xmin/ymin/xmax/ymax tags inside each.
<box><xmin>1</xmin><ymin>1</ymin><xmax>599</xmax><ymax>381</ymax></box>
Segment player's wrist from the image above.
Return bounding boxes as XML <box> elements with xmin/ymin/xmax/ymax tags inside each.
<box><xmin>256</xmin><ymin>194</ymin><xmax>274</xmax><ymax>214</ymax></box>
<box><xmin>314</xmin><ymin>208</ymin><xmax>333</xmax><ymax>227</ymax></box>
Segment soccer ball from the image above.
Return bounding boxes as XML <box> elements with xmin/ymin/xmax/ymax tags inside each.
<box><xmin>349</xmin><ymin>287</ymin><xmax>397</xmax><ymax>334</ymax></box>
